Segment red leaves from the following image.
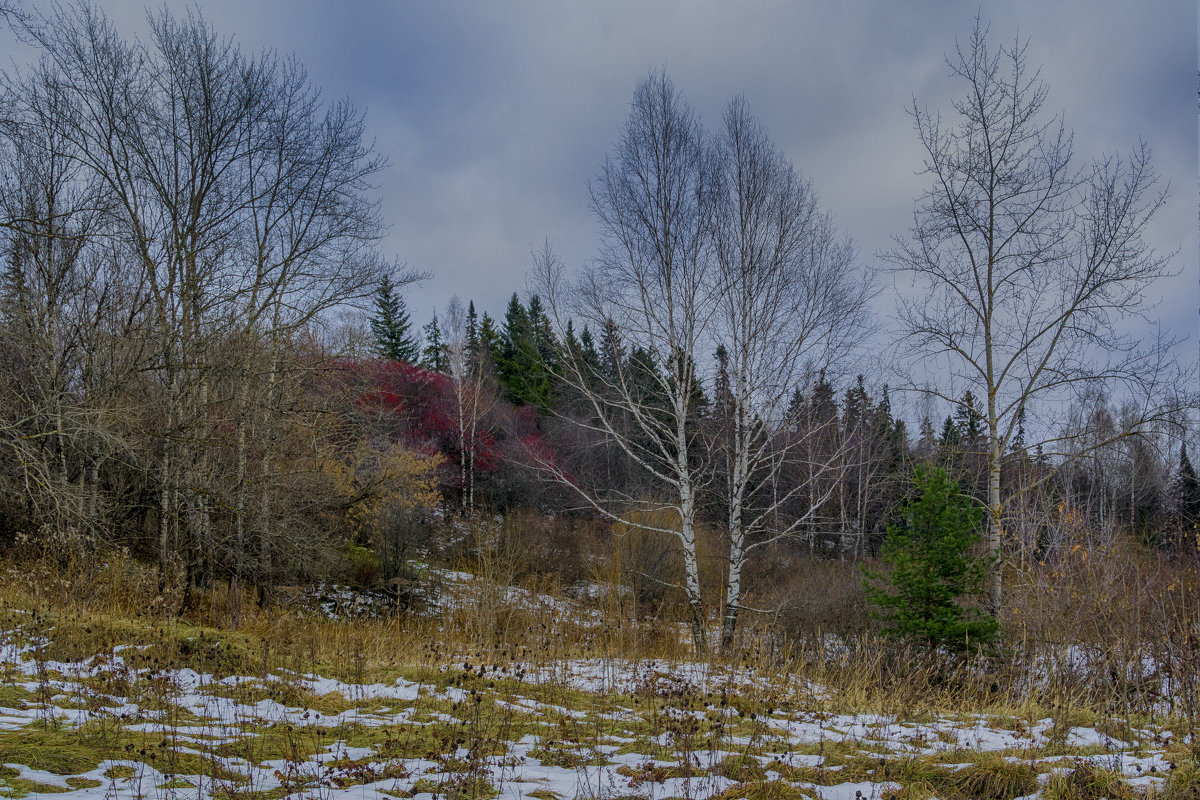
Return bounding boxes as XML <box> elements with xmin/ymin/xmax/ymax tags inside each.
<box><xmin>334</xmin><ymin>358</ymin><xmax>522</xmax><ymax>485</ymax></box>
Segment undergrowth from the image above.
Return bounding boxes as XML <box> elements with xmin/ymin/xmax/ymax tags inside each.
<box><xmin>0</xmin><ymin>531</ymin><xmax>1195</xmax><ymax>799</ymax></box>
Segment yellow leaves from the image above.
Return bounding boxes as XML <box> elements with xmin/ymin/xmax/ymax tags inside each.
<box><xmin>303</xmin><ymin>441</ymin><xmax>442</xmax><ymax>542</ymax></box>
<box><xmin>372</xmin><ymin>446</ymin><xmax>442</xmax><ymax>513</ymax></box>
<box><xmin>340</xmin><ymin>442</ymin><xmax>442</xmax><ymax>542</ymax></box>
<box><xmin>1069</xmin><ymin>544</ymin><xmax>1088</xmax><ymax>562</ymax></box>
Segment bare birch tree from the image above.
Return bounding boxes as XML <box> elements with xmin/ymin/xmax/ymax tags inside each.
<box><xmin>0</xmin><ymin>53</ymin><xmax>138</xmax><ymax>544</ymax></box>
<box><xmin>709</xmin><ymin>97</ymin><xmax>871</xmax><ymax>649</ymax></box>
<box><xmin>888</xmin><ymin>19</ymin><xmax>1179</xmax><ymax>615</ymax></box>
<box><xmin>533</xmin><ymin>70</ymin><xmax>717</xmax><ymax>653</ymax></box>
<box><xmin>443</xmin><ymin>296</ymin><xmax>497</xmax><ymax>513</ymax></box>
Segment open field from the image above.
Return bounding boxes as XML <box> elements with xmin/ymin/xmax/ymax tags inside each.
<box><xmin>0</xmin><ymin>555</ymin><xmax>1196</xmax><ymax>800</ymax></box>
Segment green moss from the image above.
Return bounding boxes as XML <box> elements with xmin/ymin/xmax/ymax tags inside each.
<box><xmin>0</xmin><ymin>723</ymin><xmax>259</xmax><ymax>785</ymax></box>
<box><xmin>0</xmin><ymin>685</ymin><xmax>33</xmax><ymax>710</ymax></box>
<box><xmin>27</xmin><ymin>612</ymin><xmax>262</xmax><ymax>678</ymax></box>
<box><xmin>65</xmin><ymin>777</ymin><xmax>102</xmax><ymax>789</ymax></box>
<box><xmin>157</xmin><ymin>778</ymin><xmax>195</xmax><ymax>789</ymax></box>
<box><xmin>0</xmin><ymin>776</ymin><xmax>71</xmax><ymax>797</ymax></box>
<box><xmin>0</xmin><ymin>727</ymin><xmax>105</xmax><ymax>774</ymax></box>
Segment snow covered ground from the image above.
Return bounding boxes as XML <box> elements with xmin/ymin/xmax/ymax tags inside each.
<box><xmin>0</xmin><ymin>621</ymin><xmax>1192</xmax><ymax>800</ymax></box>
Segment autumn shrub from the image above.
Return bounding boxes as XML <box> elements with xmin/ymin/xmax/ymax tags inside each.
<box><xmin>614</xmin><ymin>509</ymin><xmax>687</xmax><ymax>617</ymax></box>
<box><xmin>1003</xmin><ymin>537</ymin><xmax>1200</xmax><ymax>744</ymax></box>
<box><xmin>761</xmin><ymin>553</ymin><xmax>873</xmax><ymax>639</ymax></box>
<box><xmin>493</xmin><ymin>508</ymin><xmax>594</xmax><ymax>586</ymax></box>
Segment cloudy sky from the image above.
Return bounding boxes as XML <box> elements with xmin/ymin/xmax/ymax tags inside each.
<box><xmin>5</xmin><ymin>1</ymin><xmax>1197</xmax><ymax>383</ymax></box>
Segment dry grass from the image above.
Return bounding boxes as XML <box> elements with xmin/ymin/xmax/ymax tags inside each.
<box><xmin>0</xmin><ymin>515</ymin><xmax>1195</xmax><ymax>753</ymax></box>
<box><xmin>3</xmin><ymin>521</ymin><xmax>1199</xmax><ymax>726</ymax></box>
<box><xmin>0</xmin><ymin>514</ymin><xmax>1196</xmax><ymax>800</ymax></box>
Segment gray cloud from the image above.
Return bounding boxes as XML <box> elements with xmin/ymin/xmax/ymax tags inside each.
<box><xmin>5</xmin><ymin>0</ymin><xmax>1195</xmax><ymax>367</ymax></box>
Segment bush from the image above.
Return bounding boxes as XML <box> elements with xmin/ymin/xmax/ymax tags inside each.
<box><xmin>862</xmin><ymin>467</ymin><xmax>1000</xmax><ymax>651</ymax></box>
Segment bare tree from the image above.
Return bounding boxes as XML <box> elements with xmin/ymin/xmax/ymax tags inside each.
<box><xmin>443</xmin><ymin>296</ymin><xmax>498</xmax><ymax>513</ymax></box>
<box><xmin>5</xmin><ymin>3</ymin><xmax>394</xmax><ymax>590</ymax></box>
<box><xmin>888</xmin><ymin>19</ymin><xmax>1180</xmax><ymax>614</ymax></box>
<box><xmin>533</xmin><ymin>70</ymin><xmax>717</xmax><ymax>653</ymax></box>
<box><xmin>709</xmin><ymin>97</ymin><xmax>871</xmax><ymax>649</ymax></box>
<box><xmin>0</xmin><ymin>51</ymin><xmax>138</xmax><ymax>544</ymax></box>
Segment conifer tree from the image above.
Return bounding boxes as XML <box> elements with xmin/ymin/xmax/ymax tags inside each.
<box><xmin>369</xmin><ymin>275</ymin><xmax>419</xmax><ymax>362</ymax></box>
<box><xmin>498</xmin><ymin>293</ymin><xmax>554</xmax><ymax>411</ymax></box>
<box><xmin>465</xmin><ymin>300</ymin><xmax>480</xmax><ymax>368</ymax></box>
<box><xmin>420</xmin><ymin>313</ymin><xmax>447</xmax><ymax>372</ymax></box>
<box><xmin>1011</xmin><ymin>407</ymin><xmax>1027</xmax><ymax>454</ymax></box>
<box><xmin>497</xmin><ymin>294</ymin><xmax>529</xmax><ymax>399</ymax></box>
<box><xmin>714</xmin><ymin>345</ymin><xmax>733</xmax><ymax>422</ymax></box>
<box><xmin>1173</xmin><ymin>443</ymin><xmax>1200</xmax><ymax>536</ymax></box>
<box><xmin>477</xmin><ymin>312</ymin><xmax>503</xmax><ymax>370</ymax></box>
<box><xmin>578</xmin><ymin>325</ymin><xmax>600</xmax><ymax>374</ymax></box>
<box><xmin>955</xmin><ymin>391</ymin><xmax>984</xmax><ymax>448</ymax></box>
<box><xmin>863</xmin><ymin>467</ymin><xmax>1000</xmax><ymax>651</ymax></box>
<box><xmin>939</xmin><ymin>416</ymin><xmax>961</xmax><ymax>452</ymax></box>
<box><xmin>784</xmin><ymin>387</ymin><xmax>806</xmax><ymax>425</ymax></box>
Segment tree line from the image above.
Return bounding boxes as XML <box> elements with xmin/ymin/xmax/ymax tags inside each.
<box><xmin>0</xmin><ymin>6</ymin><xmax>1193</xmax><ymax>649</ymax></box>
<box><xmin>370</xmin><ymin>276</ymin><xmax>1198</xmax><ymax>652</ymax></box>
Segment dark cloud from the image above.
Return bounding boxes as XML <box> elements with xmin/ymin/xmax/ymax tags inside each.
<box><xmin>5</xmin><ymin>1</ymin><xmax>1195</xmax><ymax>358</ymax></box>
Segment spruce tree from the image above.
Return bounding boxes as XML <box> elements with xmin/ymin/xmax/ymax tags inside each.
<box><xmin>579</xmin><ymin>325</ymin><xmax>599</xmax><ymax>367</ymax></box>
<box><xmin>1173</xmin><ymin>443</ymin><xmax>1200</xmax><ymax>536</ymax></box>
<box><xmin>863</xmin><ymin>467</ymin><xmax>1000</xmax><ymax>651</ymax></box>
<box><xmin>420</xmin><ymin>313</ymin><xmax>447</xmax><ymax>372</ymax></box>
<box><xmin>498</xmin><ymin>294</ymin><xmax>529</xmax><ymax>399</ymax></box>
<box><xmin>784</xmin><ymin>387</ymin><xmax>806</xmax><ymax>425</ymax></box>
<box><xmin>955</xmin><ymin>390</ymin><xmax>984</xmax><ymax>449</ymax></box>
<box><xmin>810</xmin><ymin>372</ymin><xmax>838</xmax><ymax>427</ymax></box>
<box><xmin>497</xmin><ymin>293</ymin><xmax>554</xmax><ymax>410</ymax></box>
<box><xmin>939</xmin><ymin>416</ymin><xmax>961</xmax><ymax>451</ymax></box>
<box><xmin>525</xmin><ymin>295</ymin><xmax>559</xmax><ymax>409</ymax></box>
<box><xmin>714</xmin><ymin>345</ymin><xmax>733</xmax><ymax>420</ymax></box>
<box><xmin>369</xmin><ymin>275</ymin><xmax>419</xmax><ymax>362</ymax></box>
<box><xmin>465</xmin><ymin>300</ymin><xmax>480</xmax><ymax>368</ymax></box>
<box><xmin>1011</xmin><ymin>407</ymin><xmax>1027</xmax><ymax>454</ymax></box>
<box><xmin>477</xmin><ymin>312</ymin><xmax>503</xmax><ymax>369</ymax></box>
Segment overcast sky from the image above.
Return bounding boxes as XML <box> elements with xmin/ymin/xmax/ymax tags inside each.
<box><xmin>5</xmin><ymin>1</ymin><xmax>1197</xmax><ymax>393</ymax></box>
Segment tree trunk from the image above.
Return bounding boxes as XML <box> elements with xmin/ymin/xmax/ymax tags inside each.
<box><xmin>721</xmin><ymin>533</ymin><xmax>743</xmax><ymax>652</ymax></box>
<box><xmin>680</xmin><ymin>482</ymin><xmax>706</xmax><ymax>656</ymax></box>
<box><xmin>987</xmin><ymin>423</ymin><xmax>1003</xmax><ymax>616</ymax></box>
